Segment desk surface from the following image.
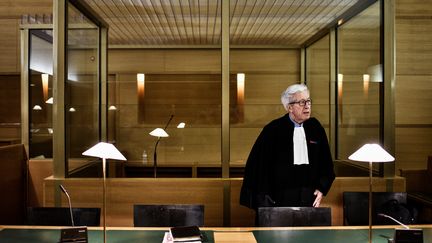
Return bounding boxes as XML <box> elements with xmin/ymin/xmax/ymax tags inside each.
<box><xmin>1</xmin><ymin>226</ymin><xmax>431</xmax><ymax>243</ymax></box>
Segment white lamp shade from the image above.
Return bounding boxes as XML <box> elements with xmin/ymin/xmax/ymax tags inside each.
<box><xmin>348</xmin><ymin>143</ymin><xmax>395</xmax><ymax>163</ymax></box>
<box><xmin>149</xmin><ymin>128</ymin><xmax>169</xmax><ymax>137</ymax></box>
<box><xmin>46</xmin><ymin>97</ymin><xmax>53</xmax><ymax>104</ymax></box>
<box><xmin>82</xmin><ymin>142</ymin><xmax>126</xmax><ymax>160</ymax></box>
<box><xmin>32</xmin><ymin>105</ymin><xmax>42</xmax><ymax>110</ymax></box>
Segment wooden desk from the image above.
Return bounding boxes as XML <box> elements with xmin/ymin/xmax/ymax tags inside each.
<box><xmin>1</xmin><ymin>225</ymin><xmax>431</xmax><ymax>243</ymax></box>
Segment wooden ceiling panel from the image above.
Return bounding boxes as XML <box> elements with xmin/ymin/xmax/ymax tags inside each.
<box><xmin>80</xmin><ymin>0</ymin><xmax>362</xmax><ymax>47</ymax></box>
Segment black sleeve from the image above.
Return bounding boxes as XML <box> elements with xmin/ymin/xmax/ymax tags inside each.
<box><xmin>240</xmin><ymin>126</ymin><xmax>275</xmax><ymax>209</ymax></box>
<box><xmin>315</xmin><ymin>119</ymin><xmax>335</xmax><ymax>196</ymax></box>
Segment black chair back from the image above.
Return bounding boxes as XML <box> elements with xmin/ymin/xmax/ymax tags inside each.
<box><xmin>26</xmin><ymin>207</ymin><xmax>101</xmax><ymax>226</ymax></box>
<box><xmin>257</xmin><ymin>207</ymin><xmax>331</xmax><ymax>227</ymax></box>
<box><xmin>133</xmin><ymin>204</ymin><xmax>204</xmax><ymax>227</ymax></box>
<box><xmin>343</xmin><ymin>192</ymin><xmax>410</xmax><ymax>226</ymax></box>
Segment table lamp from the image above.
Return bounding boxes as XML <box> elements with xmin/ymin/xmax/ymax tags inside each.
<box><xmin>82</xmin><ymin>142</ymin><xmax>126</xmax><ymax>243</ymax></box>
<box><xmin>348</xmin><ymin>143</ymin><xmax>395</xmax><ymax>243</ymax></box>
<box><xmin>149</xmin><ymin>128</ymin><xmax>169</xmax><ymax>178</ymax></box>
<box><xmin>149</xmin><ymin>115</ymin><xmax>173</xmax><ymax>178</ymax></box>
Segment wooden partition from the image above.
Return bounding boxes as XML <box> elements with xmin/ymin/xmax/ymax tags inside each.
<box><xmin>0</xmin><ymin>144</ymin><xmax>28</xmax><ymax>225</ymax></box>
<box><xmin>43</xmin><ymin>176</ymin><xmax>405</xmax><ymax>227</ymax></box>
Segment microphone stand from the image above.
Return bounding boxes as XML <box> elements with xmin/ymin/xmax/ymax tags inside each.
<box><xmin>153</xmin><ymin>115</ymin><xmax>173</xmax><ymax>178</ymax></box>
<box><xmin>378</xmin><ymin>213</ymin><xmax>423</xmax><ymax>243</ymax></box>
<box><xmin>59</xmin><ymin>185</ymin><xmax>74</xmax><ymax>226</ymax></box>
<box><xmin>59</xmin><ymin>185</ymin><xmax>88</xmax><ymax>243</ymax></box>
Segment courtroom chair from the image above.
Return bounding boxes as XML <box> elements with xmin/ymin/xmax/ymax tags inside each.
<box><xmin>133</xmin><ymin>204</ymin><xmax>204</xmax><ymax>227</ymax></box>
<box><xmin>343</xmin><ymin>192</ymin><xmax>415</xmax><ymax>226</ymax></box>
<box><xmin>26</xmin><ymin>207</ymin><xmax>101</xmax><ymax>226</ymax></box>
<box><xmin>257</xmin><ymin>207</ymin><xmax>332</xmax><ymax>227</ymax></box>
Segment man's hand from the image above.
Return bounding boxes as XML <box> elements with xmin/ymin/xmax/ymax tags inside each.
<box><xmin>313</xmin><ymin>190</ymin><xmax>323</xmax><ymax>207</ymax></box>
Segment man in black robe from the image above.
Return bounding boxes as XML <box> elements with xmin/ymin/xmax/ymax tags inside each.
<box><xmin>240</xmin><ymin>84</ymin><xmax>335</xmax><ymax>211</ymax></box>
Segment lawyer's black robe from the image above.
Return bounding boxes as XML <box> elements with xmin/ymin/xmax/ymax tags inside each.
<box><xmin>240</xmin><ymin>114</ymin><xmax>335</xmax><ymax>209</ymax></box>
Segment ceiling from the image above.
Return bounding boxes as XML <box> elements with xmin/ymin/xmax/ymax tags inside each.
<box><xmin>79</xmin><ymin>0</ymin><xmax>363</xmax><ymax>48</ymax></box>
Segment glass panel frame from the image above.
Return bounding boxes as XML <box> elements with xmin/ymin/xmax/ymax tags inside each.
<box><xmin>65</xmin><ymin>1</ymin><xmax>101</xmax><ymax>176</ymax></box>
<box><xmin>28</xmin><ymin>29</ymin><xmax>54</xmax><ymax>159</ymax></box>
<box><xmin>336</xmin><ymin>1</ymin><xmax>382</xmax><ymax>170</ymax></box>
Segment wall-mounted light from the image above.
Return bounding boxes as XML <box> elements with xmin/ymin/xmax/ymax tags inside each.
<box><xmin>338</xmin><ymin>73</ymin><xmax>343</xmax><ymax>122</ymax></box>
<box><xmin>137</xmin><ymin>73</ymin><xmax>145</xmax><ymax>95</ymax></box>
<box><xmin>237</xmin><ymin>73</ymin><xmax>245</xmax><ymax>105</ymax></box>
<box><xmin>177</xmin><ymin>122</ymin><xmax>186</xmax><ymax>128</ymax></box>
<box><xmin>137</xmin><ymin>73</ymin><xmax>145</xmax><ymax>121</ymax></box>
<box><xmin>69</xmin><ymin>107</ymin><xmax>76</xmax><ymax>112</ymax></box>
<box><xmin>237</xmin><ymin>73</ymin><xmax>245</xmax><ymax>123</ymax></box>
<box><xmin>337</xmin><ymin>73</ymin><xmax>343</xmax><ymax>98</ymax></box>
<box><xmin>41</xmin><ymin>73</ymin><xmax>49</xmax><ymax>101</ymax></box>
<box><xmin>108</xmin><ymin>105</ymin><xmax>117</xmax><ymax>111</ymax></box>
<box><xmin>363</xmin><ymin>74</ymin><xmax>370</xmax><ymax>99</ymax></box>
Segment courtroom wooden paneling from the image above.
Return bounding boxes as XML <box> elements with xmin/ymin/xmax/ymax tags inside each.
<box><xmin>0</xmin><ymin>144</ymin><xmax>27</xmax><ymax>225</ymax></box>
<box><xmin>396</xmin><ymin>127</ymin><xmax>432</xmax><ymax>171</ymax></box>
<box><xmin>0</xmin><ymin>0</ymin><xmax>52</xmax><ymax>74</ymax></box>
<box><xmin>44</xmin><ymin>178</ymin><xmax>225</xmax><ymax>227</ymax></box>
<box><xmin>0</xmin><ymin>0</ymin><xmax>52</xmax><ymax>17</ymax></box>
<box><xmin>0</xmin><ymin>19</ymin><xmax>20</xmax><ymax>73</ymax></box>
<box><xmin>0</xmin><ymin>77</ymin><xmax>21</xmax><ymax>146</ymax></box>
<box><xmin>395</xmin><ymin>0</ymin><xmax>432</xmax><ymax>173</ymax></box>
<box><xmin>43</xmin><ymin>176</ymin><xmax>405</xmax><ymax>227</ymax></box>
<box><xmin>28</xmin><ymin>159</ymin><xmax>53</xmax><ymax>206</ymax></box>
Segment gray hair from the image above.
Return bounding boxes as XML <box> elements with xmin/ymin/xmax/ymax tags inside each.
<box><xmin>281</xmin><ymin>84</ymin><xmax>309</xmax><ymax>110</ymax></box>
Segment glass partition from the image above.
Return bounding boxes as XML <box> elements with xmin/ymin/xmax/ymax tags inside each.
<box><xmin>336</xmin><ymin>2</ymin><xmax>381</xmax><ymax>167</ymax></box>
<box><xmin>66</xmin><ymin>2</ymin><xmax>101</xmax><ymax>174</ymax></box>
<box><xmin>229</xmin><ymin>49</ymin><xmax>299</xmax><ymax>170</ymax></box>
<box><xmin>109</xmin><ymin>3</ymin><xmax>222</xmax><ymax>178</ymax></box>
<box><xmin>29</xmin><ymin>30</ymin><xmax>53</xmax><ymax>159</ymax></box>
<box><xmin>306</xmin><ymin>35</ymin><xmax>330</xmax><ymax>136</ymax></box>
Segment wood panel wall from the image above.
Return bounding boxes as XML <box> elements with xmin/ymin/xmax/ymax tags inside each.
<box><xmin>43</xmin><ymin>176</ymin><xmax>405</xmax><ymax>227</ymax></box>
<box><xmin>0</xmin><ymin>0</ymin><xmax>52</xmax><ymax>73</ymax></box>
<box><xmin>395</xmin><ymin>0</ymin><xmax>432</xmax><ymax>171</ymax></box>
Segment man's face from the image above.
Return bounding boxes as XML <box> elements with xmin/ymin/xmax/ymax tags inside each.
<box><xmin>288</xmin><ymin>91</ymin><xmax>311</xmax><ymax>124</ymax></box>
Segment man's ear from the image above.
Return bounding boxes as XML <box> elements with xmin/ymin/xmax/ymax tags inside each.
<box><xmin>287</xmin><ymin>104</ymin><xmax>292</xmax><ymax>113</ymax></box>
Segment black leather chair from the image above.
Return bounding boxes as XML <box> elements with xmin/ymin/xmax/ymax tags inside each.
<box><xmin>26</xmin><ymin>207</ymin><xmax>101</xmax><ymax>226</ymax></box>
<box><xmin>133</xmin><ymin>204</ymin><xmax>204</xmax><ymax>227</ymax></box>
<box><xmin>257</xmin><ymin>207</ymin><xmax>332</xmax><ymax>227</ymax></box>
<box><xmin>343</xmin><ymin>192</ymin><xmax>414</xmax><ymax>226</ymax></box>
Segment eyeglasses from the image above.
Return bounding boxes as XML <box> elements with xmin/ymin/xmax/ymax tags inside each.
<box><xmin>289</xmin><ymin>98</ymin><xmax>312</xmax><ymax>107</ymax></box>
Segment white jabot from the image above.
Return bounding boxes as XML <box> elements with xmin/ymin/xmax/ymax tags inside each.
<box><xmin>293</xmin><ymin>126</ymin><xmax>309</xmax><ymax>165</ymax></box>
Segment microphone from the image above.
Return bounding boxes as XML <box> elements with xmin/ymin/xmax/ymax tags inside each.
<box><xmin>378</xmin><ymin>213</ymin><xmax>423</xmax><ymax>243</ymax></box>
<box><xmin>59</xmin><ymin>184</ymin><xmax>75</xmax><ymax>227</ymax></box>
<box><xmin>58</xmin><ymin>185</ymin><xmax>88</xmax><ymax>243</ymax></box>
<box><xmin>378</xmin><ymin>213</ymin><xmax>409</xmax><ymax>229</ymax></box>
